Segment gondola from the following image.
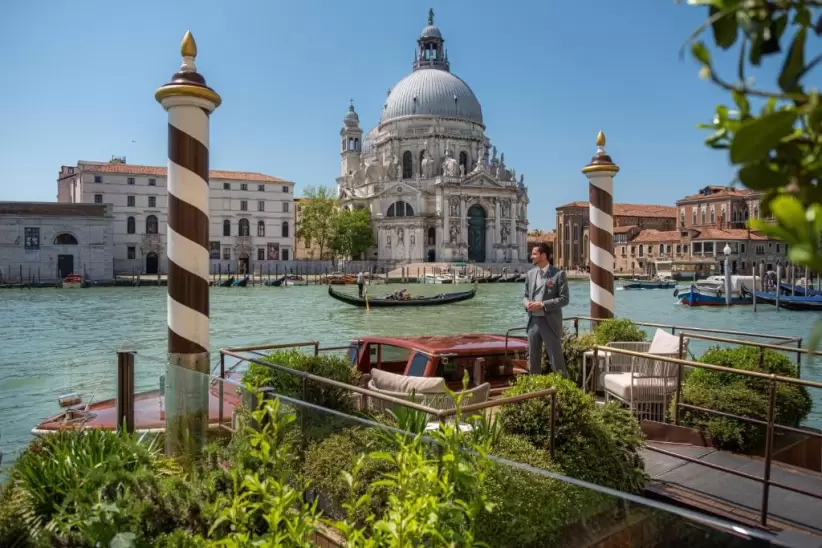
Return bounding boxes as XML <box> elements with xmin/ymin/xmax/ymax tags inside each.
<box><xmin>741</xmin><ymin>287</ymin><xmax>822</xmax><ymax>311</ymax></box>
<box><xmin>327</xmin><ymin>284</ymin><xmax>477</xmax><ymax>308</ymax></box>
<box><xmin>265</xmin><ymin>276</ymin><xmax>286</xmax><ymax>287</ymax></box>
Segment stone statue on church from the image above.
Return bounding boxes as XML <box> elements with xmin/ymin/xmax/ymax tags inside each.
<box><xmin>500</xmin><ymin>225</ymin><xmax>510</xmax><ymax>245</ymax></box>
<box><xmin>383</xmin><ymin>152</ymin><xmax>398</xmax><ymax>181</ymax></box>
<box><xmin>449</xmin><ymin>196</ymin><xmax>460</xmax><ymax>217</ymax></box>
<box><xmin>501</xmin><ymin>199</ymin><xmax>511</xmax><ymax>219</ymax></box>
<box><xmin>449</xmin><ymin>224</ymin><xmax>459</xmax><ymax>243</ymax></box>
<box><xmin>459</xmin><ymin>164</ymin><xmax>465</xmax><ymax>177</ymax></box>
<box><xmin>365</xmin><ymin>158</ymin><xmax>383</xmax><ymax>184</ymax></box>
<box><xmin>442</xmin><ymin>147</ymin><xmax>459</xmax><ymax>177</ymax></box>
<box><xmin>397</xmin><ymin>227</ymin><xmax>404</xmax><ymax>246</ymax></box>
<box><xmin>421</xmin><ymin>150</ymin><xmax>433</xmax><ymax>178</ymax></box>
<box><xmin>386</xmin><ymin>233</ymin><xmax>392</xmax><ymax>248</ymax></box>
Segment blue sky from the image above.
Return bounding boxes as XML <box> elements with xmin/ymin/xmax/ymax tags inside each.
<box><xmin>0</xmin><ymin>0</ymin><xmax>790</xmax><ymax>230</ymax></box>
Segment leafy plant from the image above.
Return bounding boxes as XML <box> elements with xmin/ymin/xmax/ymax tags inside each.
<box><xmin>594</xmin><ymin>318</ymin><xmax>646</xmax><ymax>345</ymax></box>
<box><xmin>561</xmin><ymin>327</ymin><xmax>597</xmax><ymax>386</ymax></box>
<box><xmin>683</xmin><ymin>0</ymin><xmax>822</xmax><ymax>348</ymax></box>
<box><xmin>330</xmin><ymin>207</ymin><xmax>375</xmax><ymax>260</ymax></box>
<box><xmin>295</xmin><ymin>185</ymin><xmax>337</xmax><ymax>260</ymax></box>
<box><xmin>675</xmin><ymin>346</ymin><xmax>812</xmax><ymax>452</ymax></box>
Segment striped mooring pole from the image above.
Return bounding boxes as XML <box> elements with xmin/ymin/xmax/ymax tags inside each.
<box><xmin>582</xmin><ymin>131</ymin><xmax>619</xmax><ymax>322</ymax></box>
<box><xmin>155</xmin><ymin>31</ymin><xmax>222</xmax><ymax>457</ymax></box>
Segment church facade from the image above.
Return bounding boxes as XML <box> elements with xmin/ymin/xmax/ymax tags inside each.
<box><xmin>336</xmin><ymin>10</ymin><xmax>529</xmax><ymax>263</ymax></box>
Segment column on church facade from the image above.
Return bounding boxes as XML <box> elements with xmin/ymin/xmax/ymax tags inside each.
<box><xmin>494</xmin><ymin>199</ymin><xmax>502</xmax><ymax>261</ymax></box>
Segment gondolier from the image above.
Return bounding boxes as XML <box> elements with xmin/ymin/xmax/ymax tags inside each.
<box><xmin>357</xmin><ymin>271</ymin><xmax>365</xmax><ymax>297</ymax></box>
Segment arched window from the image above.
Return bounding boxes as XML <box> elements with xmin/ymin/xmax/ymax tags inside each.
<box><xmin>354</xmin><ymin>138</ymin><xmax>359</xmax><ymax>151</ymax></box>
<box><xmin>223</xmin><ymin>219</ymin><xmax>230</xmax><ymax>236</ymax></box>
<box><xmin>54</xmin><ymin>233</ymin><xmax>78</xmax><ymax>245</ymax></box>
<box><xmin>238</xmin><ymin>218</ymin><xmax>250</xmax><ymax>237</ymax></box>
<box><xmin>427</xmin><ymin>226</ymin><xmax>435</xmax><ymax>245</ymax></box>
<box><xmin>387</xmin><ymin>200</ymin><xmax>414</xmax><ymax>217</ymax></box>
<box><xmin>710</xmin><ymin>207</ymin><xmax>715</xmax><ymax>224</ymax></box>
<box><xmin>145</xmin><ymin>215</ymin><xmax>158</xmax><ymax>235</ymax></box>
<box><xmin>693</xmin><ymin>209</ymin><xmax>697</xmax><ymax>225</ymax></box>
<box><xmin>402</xmin><ymin>151</ymin><xmax>413</xmax><ymax>179</ymax></box>
<box><xmin>701</xmin><ymin>209</ymin><xmax>706</xmax><ymax>224</ymax></box>
<box><xmin>257</xmin><ymin>220</ymin><xmax>265</xmax><ymax>237</ymax></box>
<box><xmin>127</xmin><ymin>216</ymin><xmax>135</xmax><ymax>234</ymax></box>
<box><xmin>282</xmin><ymin>221</ymin><xmax>289</xmax><ymax>238</ymax></box>
<box><xmin>459</xmin><ymin>151</ymin><xmax>468</xmax><ymax>175</ymax></box>
<box><xmin>659</xmin><ymin>244</ymin><xmax>665</xmax><ymax>255</ymax></box>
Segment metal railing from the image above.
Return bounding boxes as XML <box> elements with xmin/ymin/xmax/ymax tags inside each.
<box><xmin>216</xmin><ymin>346</ymin><xmax>558</xmax><ymax>457</ymax></box>
<box><xmin>588</xmin><ymin>341</ymin><xmax>822</xmax><ymax>528</ymax></box>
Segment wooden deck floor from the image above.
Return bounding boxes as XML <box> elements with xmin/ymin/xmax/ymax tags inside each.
<box><xmin>642</xmin><ymin>441</ymin><xmax>822</xmax><ymax>540</ymax></box>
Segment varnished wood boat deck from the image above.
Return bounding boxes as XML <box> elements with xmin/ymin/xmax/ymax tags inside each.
<box><xmin>642</xmin><ymin>441</ymin><xmax>822</xmax><ymax>540</ymax></box>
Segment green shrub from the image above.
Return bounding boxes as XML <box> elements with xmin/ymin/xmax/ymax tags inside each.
<box><xmin>497</xmin><ymin>374</ymin><xmax>647</xmax><ymax>493</ymax></box>
<box><xmin>243</xmin><ymin>348</ymin><xmax>360</xmax><ymax>412</ymax></box>
<box><xmin>676</xmin><ymin>346</ymin><xmax>812</xmax><ymax>452</ymax></box>
<box><xmin>594</xmin><ymin>318</ymin><xmax>646</xmax><ymax>345</ymax></box>
<box><xmin>562</xmin><ymin>327</ymin><xmax>597</xmax><ymax>386</ymax></box>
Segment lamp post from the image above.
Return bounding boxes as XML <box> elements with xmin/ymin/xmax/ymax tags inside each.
<box><xmin>723</xmin><ymin>244</ymin><xmax>732</xmax><ymax>306</ymax></box>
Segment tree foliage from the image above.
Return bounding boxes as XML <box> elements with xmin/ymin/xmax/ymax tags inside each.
<box><xmin>330</xmin><ymin>208</ymin><xmax>375</xmax><ymax>260</ymax></box>
<box><xmin>685</xmin><ymin>0</ymin><xmax>822</xmax><ymax>346</ymax></box>
<box><xmin>295</xmin><ymin>185</ymin><xmax>337</xmax><ymax>260</ymax></box>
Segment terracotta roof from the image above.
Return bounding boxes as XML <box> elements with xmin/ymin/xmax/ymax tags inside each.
<box><xmin>614</xmin><ymin>225</ymin><xmax>638</xmax><ymax>234</ymax></box>
<box><xmin>76</xmin><ymin>162</ymin><xmax>292</xmax><ymax>184</ymax></box>
<box><xmin>557</xmin><ymin>201</ymin><xmax>676</xmax><ymax>219</ymax></box>
<box><xmin>527</xmin><ymin>232</ymin><xmax>555</xmax><ymax>243</ymax></box>
<box><xmin>0</xmin><ymin>202</ymin><xmax>109</xmax><ymax>217</ymax></box>
<box><xmin>692</xmin><ymin>228</ymin><xmax>767</xmax><ymax>241</ymax></box>
<box><xmin>630</xmin><ymin>229</ymin><xmax>682</xmax><ymax>243</ymax></box>
<box><xmin>677</xmin><ymin>187</ymin><xmax>758</xmax><ymax>203</ymax></box>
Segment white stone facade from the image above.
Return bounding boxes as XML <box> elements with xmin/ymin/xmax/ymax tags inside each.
<box><xmin>0</xmin><ymin>203</ymin><xmax>114</xmax><ymax>283</ymax></box>
<box><xmin>336</xmin><ymin>13</ymin><xmax>529</xmax><ymax>263</ymax></box>
<box><xmin>57</xmin><ymin>160</ymin><xmax>295</xmax><ymax>275</ymax></box>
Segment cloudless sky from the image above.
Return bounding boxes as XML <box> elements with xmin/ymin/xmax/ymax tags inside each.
<box><xmin>0</xmin><ymin>0</ymin><xmax>794</xmax><ymax>230</ymax></box>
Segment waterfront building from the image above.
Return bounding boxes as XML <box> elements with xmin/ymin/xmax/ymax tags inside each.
<box><xmin>0</xmin><ymin>202</ymin><xmax>114</xmax><ymax>283</ymax></box>
<box><xmin>336</xmin><ymin>10</ymin><xmax>529</xmax><ymax>264</ymax></box>
<box><xmin>57</xmin><ymin>159</ymin><xmax>294</xmax><ymax>275</ymax></box>
<box><xmin>293</xmin><ymin>198</ymin><xmax>326</xmax><ymax>260</ymax></box>
<box><xmin>555</xmin><ymin>202</ymin><xmax>676</xmax><ymax>270</ymax></box>
<box><xmin>527</xmin><ymin>231</ymin><xmax>555</xmax><ymax>256</ymax></box>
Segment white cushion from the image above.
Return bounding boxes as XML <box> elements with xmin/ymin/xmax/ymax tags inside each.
<box><xmin>603</xmin><ymin>372</ymin><xmax>678</xmax><ymax>401</ymax></box>
<box><xmin>649</xmin><ymin>328</ymin><xmax>681</xmax><ymax>356</ymax></box>
<box><xmin>370</xmin><ymin>368</ymin><xmax>446</xmax><ymax>394</ymax></box>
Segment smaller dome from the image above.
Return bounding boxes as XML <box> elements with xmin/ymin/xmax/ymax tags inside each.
<box><xmin>420</xmin><ymin>25</ymin><xmax>442</xmax><ymax>39</ymax></box>
<box><xmin>343</xmin><ymin>102</ymin><xmax>359</xmax><ymax>127</ymax></box>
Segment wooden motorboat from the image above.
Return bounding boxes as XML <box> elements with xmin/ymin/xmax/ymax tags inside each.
<box><xmin>328</xmin><ymin>284</ymin><xmax>477</xmax><ymax>308</ymax></box>
<box><xmin>284</xmin><ymin>274</ymin><xmax>308</xmax><ymax>286</ymax></box>
<box><xmin>33</xmin><ymin>376</ymin><xmax>242</xmax><ymax>435</ymax></box>
<box><xmin>621</xmin><ymin>276</ymin><xmax>677</xmax><ymax>290</ymax></box>
<box><xmin>61</xmin><ymin>274</ymin><xmax>88</xmax><ymax>288</ymax></box>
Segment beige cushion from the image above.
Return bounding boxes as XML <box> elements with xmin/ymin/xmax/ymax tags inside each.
<box><xmin>603</xmin><ymin>372</ymin><xmax>677</xmax><ymax>402</ymax></box>
<box><xmin>370</xmin><ymin>368</ymin><xmax>446</xmax><ymax>394</ymax></box>
<box><xmin>456</xmin><ymin>382</ymin><xmax>491</xmax><ymax>406</ymax></box>
<box><xmin>649</xmin><ymin>329</ymin><xmax>680</xmax><ymax>355</ymax></box>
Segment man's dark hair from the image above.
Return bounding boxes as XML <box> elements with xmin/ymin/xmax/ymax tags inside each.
<box><xmin>534</xmin><ymin>242</ymin><xmax>551</xmax><ymax>258</ymax></box>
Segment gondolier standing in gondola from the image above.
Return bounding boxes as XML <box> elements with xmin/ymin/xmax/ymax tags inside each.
<box><xmin>523</xmin><ymin>243</ymin><xmax>569</xmax><ymax>377</ymax></box>
<box><xmin>357</xmin><ymin>271</ymin><xmax>365</xmax><ymax>297</ymax></box>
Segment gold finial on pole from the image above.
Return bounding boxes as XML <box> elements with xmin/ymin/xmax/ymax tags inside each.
<box><xmin>596</xmin><ymin>131</ymin><xmax>606</xmax><ymax>147</ymax></box>
<box><xmin>181</xmin><ymin>31</ymin><xmax>197</xmax><ymax>58</ymax></box>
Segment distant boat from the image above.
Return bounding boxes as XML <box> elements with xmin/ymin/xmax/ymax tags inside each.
<box><xmin>621</xmin><ymin>276</ymin><xmax>677</xmax><ymax>290</ymax></box>
<box><xmin>779</xmin><ymin>282</ymin><xmax>820</xmax><ymax>297</ymax></box>
<box><xmin>328</xmin><ymin>284</ymin><xmax>477</xmax><ymax>308</ymax></box>
<box><xmin>61</xmin><ymin>274</ymin><xmax>88</xmax><ymax>289</ymax></box>
<box><xmin>265</xmin><ymin>276</ymin><xmax>286</xmax><ymax>287</ymax></box>
<box><xmin>232</xmin><ymin>276</ymin><xmax>249</xmax><ymax>287</ymax></box>
<box><xmin>742</xmin><ymin>287</ymin><xmax>822</xmax><ymax>311</ymax></box>
<box><xmin>675</xmin><ymin>275</ymin><xmax>760</xmax><ymax>306</ymax></box>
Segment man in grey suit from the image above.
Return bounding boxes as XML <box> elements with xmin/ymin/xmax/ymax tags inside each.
<box><xmin>522</xmin><ymin>242</ymin><xmax>569</xmax><ymax>376</ymax></box>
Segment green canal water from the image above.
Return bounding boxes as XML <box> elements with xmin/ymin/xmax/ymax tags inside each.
<box><xmin>2</xmin><ymin>281</ymin><xmax>821</xmax><ymax>473</ymax></box>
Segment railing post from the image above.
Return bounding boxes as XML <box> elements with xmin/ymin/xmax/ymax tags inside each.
<box><xmin>116</xmin><ymin>350</ymin><xmax>136</xmax><ymax>434</ymax></box>
<box><xmin>218</xmin><ymin>351</ymin><xmax>225</xmax><ymax>428</ymax></box>
<box><xmin>549</xmin><ymin>391</ymin><xmax>557</xmax><ymax>459</ymax></box>
<box><xmin>759</xmin><ymin>346</ymin><xmax>765</xmax><ymax>369</ymax></box>
<box><xmin>592</xmin><ymin>346</ymin><xmax>599</xmax><ymax>393</ymax></box>
<box><xmin>674</xmin><ymin>335</ymin><xmax>684</xmax><ymax>425</ymax></box>
<box><xmin>796</xmin><ymin>338</ymin><xmax>802</xmax><ymax>379</ymax></box>
<box><xmin>573</xmin><ymin>318</ymin><xmax>579</xmax><ymax>337</ymax></box>
<box><xmin>760</xmin><ymin>375</ymin><xmax>777</xmax><ymax>527</ymax></box>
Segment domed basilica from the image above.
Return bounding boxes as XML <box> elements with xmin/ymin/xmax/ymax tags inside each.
<box><xmin>336</xmin><ymin>9</ymin><xmax>529</xmax><ymax>263</ymax></box>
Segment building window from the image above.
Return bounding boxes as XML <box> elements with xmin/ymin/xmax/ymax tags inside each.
<box><xmin>258</xmin><ymin>200</ymin><xmax>265</xmax><ymax>212</ymax></box>
<box><xmin>94</xmin><ymin>194</ymin><xmax>103</xmax><ymax>204</ymax></box>
<box><xmin>692</xmin><ymin>209</ymin><xmax>696</xmax><ymax>225</ymax></box>
<box><xmin>776</xmin><ymin>243</ymin><xmax>781</xmax><ymax>253</ymax></box>
<box><xmin>387</xmin><ymin>200</ymin><xmax>414</xmax><ymax>217</ymax></box>
<box><xmin>701</xmin><ymin>209</ymin><xmax>706</xmax><ymax>224</ymax></box>
<box><xmin>24</xmin><ymin>227</ymin><xmax>40</xmax><ymax>250</ymax></box>
<box><xmin>282</xmin><ymin>221</ymin><xmax>289</xmax><ymax>238</ymax></box>
<box><xmin>239</xmin><ymin>218</ymin><xmax>250</xmax><ymax>237</ymax></box>
<box><xmin>148</xmin><ymin>196</ymin><xmax>156</xmax><ymax>208</ymax></box>
<box><xmin>223</xmin><ymin>247</ymin><xmax>231</xmax><ymax>260</ymax></box>
<box><xmin>127</xmin><ymin>195</ymin><xmax>135</xmax><ymax>207</ymax></box>
<box><xmin>223</xmin><ymin>219</ymin><xmax>230</xmax><ymax>236</ymax></box>
<box><xmin>127</xmin><ymin>216</ymin><xmax>136</xmax><ymax>234</ymax></box>
<box><xmin>282</xmin><ymin>202</ymin><xmax>289</xmax><ymax>213</ymax></box>
<box><xmin>209</xmin><ymin>241</ymin><xmax>220</xmax><ymax>259</ymax></box>
<box><xmin>257</xmin><ymin>220</ymin><xmax>265</xmax><ymax>237</ymax></box>
<box><xmin>282</xmin><ymin>185</ymin><xmax>289</xmax><ymax>193</ymax></box>
<box><xmin>704</xmin><ymin>242</ymin><xmax>714</xmax><ymax>254</ymax></box>
<box><xmin>756</xmin><ymin>244</ymin><xmax>765</xmax><ymax>255</ymax></box>
<box><xmin>240</xmin><ymin>200</ymin><xmax>248</xmax><ymax>211</ymax></box>
<box><xmin>223</xmin><ymin>182</ymin><xmax>230</xmax><ymax>190</ymax></box>
<box><xmin>127</xmin><ymin>246</ymin><xmax>136</xmax><ymax>260</ymax></box>
<box><xmin>282</xmin><ymin>248</ymin><xmax>290</xmax><ymax>261</ymax></box>
<box><xmin>258</xmin><ymin>184</ymin><xmax>265</xmax><ymax>192</ymax></box>
<box><xmin>94</xmin><ymin>175</ymin><xmax>102</xmax><ymax>183</ymax></box>
<box><xmin>146</xmin><ymin>215</ymin><xmax>158</xmax><ymax>235</ymax></box>
<box><xmin>148</xmin><ymin>178</ymin><xmax>156</xmax><ymax>186</ymax></box>
<box><xmin>402</xmin><ymin>151</ymin><xmax>413</xmax><ymax>179</ymax></box>
<box><xmin>240</xmin><ymin>183</ymin><xmax>248</xmax><ymax>191</ymax></box>
<box><xmin>257</xmin><ymin>248</ymin><xmax>265</xmax><ymax>261</ymax></box>
<box><xmin>741</xmin><ymin>243</ymin><xmax>746</xmax><ymax>254</ymax></box>
<box><xmin>693</xmin><ymin>242</ymin><xmax>703</xmax><ymax>254</ymax></box>
<box><xmin>127</xmin><ymin>177</ymin><xmax>135</xmax><ymax>185</ymax></box>
<box><xmin>54</xmin><ymin>233</ymin><xmax>78</xmax><ymax>245</ymax></box>
<box><xmin>710</xmin><ymin>208</ymin><xmax>715</xmax><ymax>224</ymax></box>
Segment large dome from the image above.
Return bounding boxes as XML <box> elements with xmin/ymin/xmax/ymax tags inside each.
<box><xmin>380</xmin><ymin>69</ymin><xmax>483</xmax><ymax>126</ymax></box>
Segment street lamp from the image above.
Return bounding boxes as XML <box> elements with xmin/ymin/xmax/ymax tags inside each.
<box><xmin>723</xmin><ymin>244</ymin><xmax>732</xmax><ymax>305</ymax></box>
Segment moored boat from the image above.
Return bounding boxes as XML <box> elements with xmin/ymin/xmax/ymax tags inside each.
<box><xmin>675</xmin><ymin>275</ymin><xmax>760</xmax><ymax>306</ymax></box>
<box><xmin>621</xmin><ymin>276</ymin><xmax>677</xmax><ymax>290</ymax></box>
<box><xmin>328</xmin><ymin>284</ymin><xmax>477</xmax><ymax>307</ymax></box>
<box><xmin>742</xmin><ymin>287</ymin><xmax>822</xmax><ymax>311</ymax></box>
<box><xmin>61</xmin><ymin>274</ymin><xmax>88</xmax><ymax>288</ymax></box>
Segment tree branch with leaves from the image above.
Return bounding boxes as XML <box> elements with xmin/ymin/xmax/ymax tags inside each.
<box><xmin>295</xmin><ymin>186</ymin><xmax>338</xmax><ymax>260</ymax></box>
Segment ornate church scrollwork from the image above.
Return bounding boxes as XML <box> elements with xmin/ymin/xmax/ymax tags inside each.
<box><xmin>500</xmin><ymin>199</ymin><xmax>511</xmax><ymax>219</ymax></box>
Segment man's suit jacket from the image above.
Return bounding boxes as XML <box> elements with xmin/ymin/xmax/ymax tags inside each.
<box><xmin>522</xmin><ymin>265</ymin><xmax>569</xmax><ymax>334</ymax></box>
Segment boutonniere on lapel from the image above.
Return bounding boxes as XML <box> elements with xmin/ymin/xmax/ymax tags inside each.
<box><xmin>547</xmin><ymin>279</ymin><xmax>554</xmax><ymax>287</ymax></box>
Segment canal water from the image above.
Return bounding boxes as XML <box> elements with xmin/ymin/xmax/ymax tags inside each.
<box><xmin>2</xmin><ymin>281</ymin><xmax>821</xmax><ymax>473</ymax></box>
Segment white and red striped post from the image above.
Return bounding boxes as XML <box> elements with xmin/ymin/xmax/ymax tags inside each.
<box><xmin>155</xmin><ymin>31</ymin><xmax>221</xmax><ymax>456</ymax></box>
<box><xmin>582</xmin><ymin>131</ymin><xmax>619</xmax><ymax>321</ymax></box>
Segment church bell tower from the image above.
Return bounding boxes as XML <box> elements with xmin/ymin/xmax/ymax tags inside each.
<box><xmin>340</xmin><ymin>100</ymin><xmax>363</xmax><ymax>176</ymax></box>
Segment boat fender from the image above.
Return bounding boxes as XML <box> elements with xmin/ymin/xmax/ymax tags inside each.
<box><xmin>673</xmin><ymin>288</ymin><xmax>679</xmax><ymax>298</ymax></box>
